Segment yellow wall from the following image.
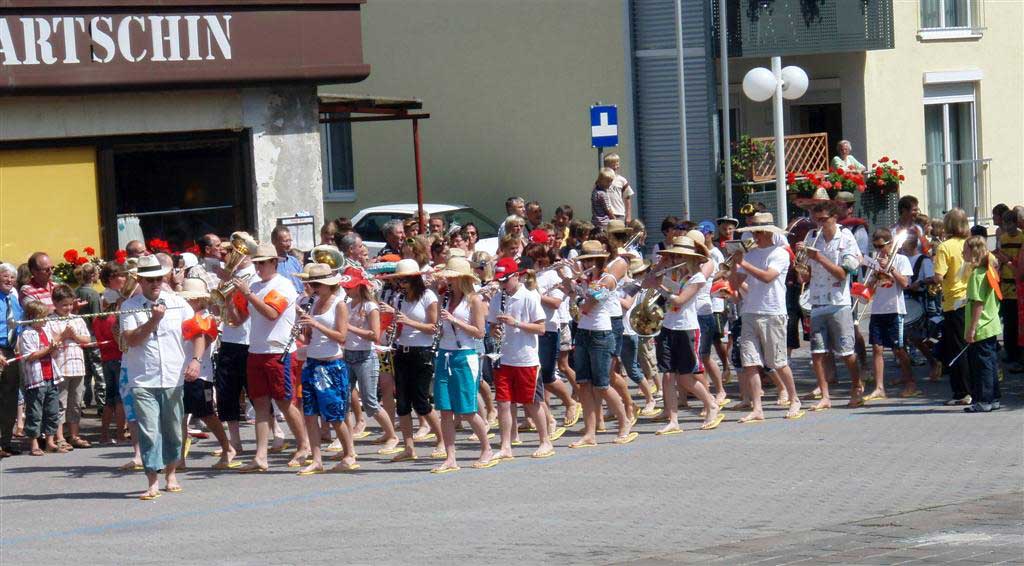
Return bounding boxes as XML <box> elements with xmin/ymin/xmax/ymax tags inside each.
<box><xmin>0</xmin><ymin>147</ymin><xmax>102</xmax><ymax>265</ymax></box>
<box><xmin>863</xmin><ymin>0</ymin><xmax>1024</xmax><ymax>221</ymax></box>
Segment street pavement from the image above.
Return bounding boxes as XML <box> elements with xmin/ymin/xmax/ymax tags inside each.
<box><xmin>1</xmin><ymin>347</ymin><xmax>1021</xmax><ymax>565</ymax></box>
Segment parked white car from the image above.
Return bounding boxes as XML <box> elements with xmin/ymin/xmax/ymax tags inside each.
<box><xmin>350</xmin><ymin>203</ymin><xmax>501</xmax><ymax>258</ymax></box>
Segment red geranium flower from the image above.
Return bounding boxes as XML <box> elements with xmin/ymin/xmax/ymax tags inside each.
<box><xmin>63</xmin><ymin>249</ymin><xmax>79</xmax><ymax>263</ymax></box>
<box><xmin>892</xmin><ymin>160</ymin><xmax>899</xmax><ymax>165</ymax></box>
<box><xmin>786</xmin><ymin>172</ymin><xmax>797</xmax><ymax>184</ymax></box>
<box><xmin>822</xmin><ymin>180</ymin><xmax>833</xmax><ymax>189</ymax></box>
<box><xmin>75</xmin><ymin>256</ymin><xmax>89</xmax><ymax>265</ymax></box>
<box><xmin>876</xmin><ymin>180</ymin><xmax>885</xmax><ymax>186</ymax></box>
<box><xmin>879</xmin><ymin>156</ymin><xmax>890</xmax><ymax>163</ymax></box>
<box><xmin>115</xmin><ymin>249</ymin><xmax>128</xmax><ymax>264</ymax></box>
<box><xmin>83</xmin><ymin>246</ymin><xmax>95</xmax><ymax>256</ymax></box>
<box><xmin>898</xmin><ymin>175</ymin><xmax>905</xmax><ymax>181</ymax></box>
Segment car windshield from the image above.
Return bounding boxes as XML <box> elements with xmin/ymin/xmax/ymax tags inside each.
<box><xmin>354</xmin><ymin>207</ymin><xmax>499</xmax><ymax>243</ymax></box>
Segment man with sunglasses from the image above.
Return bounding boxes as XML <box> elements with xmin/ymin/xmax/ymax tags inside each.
<box><xmin>20</xmin><ymin>252</ymin><xmax>55</xmax><ymax>311</ymax></box>
<box><xmin>795</xmin><ymin>201</ymin><xmax>864</xmax><ymax>410</ymax></box>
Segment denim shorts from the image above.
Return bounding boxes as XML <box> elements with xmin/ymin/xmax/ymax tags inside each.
<box><xmin>619</xmin><ymin>334</ymin><xmax>644</xmax><ymax>384</ymax></box>
<box><xmin>301</xmin><ymin>358</ymin><xmax>350</xmax><ymax>422</ymax></box>
<box><xmin>869</xmin><ymin>313</ymin><xmax>905</xmax><ymax>349</ymax></box>
<box><xmin>344</xmin><ymin>349</ymin><xmax>382</xmax><ymax>418</ymax></box>
<box><xmin>810</xmin><ymin>305</ymin><xmax>856</xmax><ymax>356</ymax></box>
<box><xmin>538</xmin><ymin>330</ymin><xmax>560</xmax><ymax>384</ymax></box>
<box><xmin>610</xmin><ymin>317</ymin><xmax>624</xmax><ymax>358</ymax></box>
<box><xmin>697</xmin><ymin>314</ymin><xmax>724</xmax><ymax>358</ymax></box>
<box><xmin>574</xmin><ymin>329</ymin><xmax>614</xmax><ymax>388</ymax></box>
<box><xmin>118</xmin><ymin>366</ymin><xmax>136</xmax><ymax>422</ymax></box>
<box><xmin>102</xmin><ymin>360</ymin><xmax>121</xmax><ymax>407</ymax></box>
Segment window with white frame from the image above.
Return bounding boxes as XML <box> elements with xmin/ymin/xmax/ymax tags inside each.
<box><xmin>920</xmin><ymin>0</ymin><xmax>984</xmax><ymax>32</ymax></box>
<box><xmin>923</xmin><ymin>82</ymin><xmax>983</xmax><ymax>220</ymax></box>
<box><xmin>321</xmin><ymin>113</ymin><xmax>355</xmax><ymax>200</ymax></box>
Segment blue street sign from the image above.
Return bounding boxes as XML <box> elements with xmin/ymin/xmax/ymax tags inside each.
<box><xmin>590</xmin><ymin>104</ymin><xmax>618</xmax><ymax>148</ymax></box>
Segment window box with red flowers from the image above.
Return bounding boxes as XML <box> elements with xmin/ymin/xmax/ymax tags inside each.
<box><xmin>864</xmin><ymin>156</ymin><xmax>904</xmax><ymax>194</ymax></box>
<box><xmin>786</xmin><ymin>167</ymin><xmax>867</xmax><ymax>200</ymax></box>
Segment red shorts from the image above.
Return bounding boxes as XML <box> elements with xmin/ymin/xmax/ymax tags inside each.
<box><xmin>246</xmin><ymin>352</ymin><xmax>301</xmax><ymax>404</ymax></box>
<box><xmin>493</xmin><ymin>365</ymin><xmax>539</xmax><ymax>404</ymax></box>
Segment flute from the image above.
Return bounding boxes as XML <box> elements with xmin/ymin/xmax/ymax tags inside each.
<box><xmin>15</xmin><ymin>306</ymin><xmax>183</xmax><ymax>326</ymax></box>
<box><xmin>7</xmin><ymin>340</ymin><xmax>114</xmax><ymax>364</ymax></box>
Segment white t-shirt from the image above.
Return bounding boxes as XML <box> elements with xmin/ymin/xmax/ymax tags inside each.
<box><xmin>694</xmin><ymin>260</ymin><xmax>716</xmax><ymax>317</ymax></box>
<box><xmin>738</xmin><ymin>246</ymin><xmax>789</xmax><ymax>316</ymax></box>
<box><xmin>247</xmin><ymin>274</ymin><xmax>299</xmax><ymax>355</ymax></box>
<box><xmin>536</xmin><ymin>270</ymin><xmax>566</xmax><ymax>332</ymax></box>
<box><xmin>221</xmin><ymin>264</ymin><xmax>256</xmax><ymax>345</ymax></box>
<box><xmin>395</xmin><ymin>290</ymin><xmax>438</xmax><ymax>348</ymax></box>
<box><xmin>871</xmin><ymin>253</ymin><xmax>914</xmax><ymax>315</ymax></box>
<box><xmin>907</xmin><ymin>253</ymin><xmax>934</xmax><ymax>288</ymax></box>
<box><xmin>607</xmin><ymin>174</ymin><xmax>635</xmax><ymax>218</ymax></box>
<box><xmin>345</xmin><ymin>300</ymin><xmax>378</xmax><ymax>352</ymax></box>
<box><xmin>804</xmin><ymin>227</ymin><xmax>861</xmax><ymax>307</ymax></box>
<box><xmin>487</xmin><ymin>285</ymin><xmax>545</xmax><ymax>367</ymax></box>
<box><xmin>577</xmin><ymin>273</ymin><xmax>616</xmax><ymax>331</ymax></box>
<box><xmin>662</xmin><ymin>271</ymin><xmax>705</xmax><ymax>331</ymax></box>
<box><xmin>182</xmin><ymin>312</ymin><xmax>216</xmax><ymax>382</ymax></box>
<box><xmin>709</xmin><ymin>247</ymin><xmax>726</xmax><ymax>313</ymax></box>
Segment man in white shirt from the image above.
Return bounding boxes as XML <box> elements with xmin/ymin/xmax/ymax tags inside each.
<box><xmin>730</xmin><ymin>213</ymin><xmax>803</xmax><ymax>423</ymax></box>
<box><xmin>795</xmin><ymin>202</ymin><xmax>864</xmax><ymax>410</ymax></box>
<box><xmin>865</xmin><ymin>228</ymin><xmax>915</xmax><ymax>400</ymax></box>
<box><xmin>603</xmin><ymin>153</ymin><xmax>634</xmax><ymax>222</ymax></box>
<box><xmin>231</xmin><ymin>244</ymin><xmax>309</xmax><ymax>472</ymax></box>
<box><xmin>487</xmin><ymin>258</ymin><xmax>553</xmax><ymax>460</ymax></box>
<box><xmin>214</xmin><ymin>257</ymin><xmax>256</xmax><ymax>462</ymax></box>
<box><xmin>120</xmin><ymin>255</ymin><xmax>195</xmax><ymax>500</ymax></box>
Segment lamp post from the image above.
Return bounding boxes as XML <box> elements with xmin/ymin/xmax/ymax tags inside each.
<box><xmin>741</xmin><ymin>57</ymin><xmax>808</xmax><ymax>228</ymax></box>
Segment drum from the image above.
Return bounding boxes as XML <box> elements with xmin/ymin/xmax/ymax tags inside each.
<box><xmin>799</xmin><ymin>289</ymin><xmax>811</xmax><ymax>317</ymax></box>
<box><xmin>904</xmin><ymin>297</ymin><xmax>925</xmax><ymax>327</ymax></box>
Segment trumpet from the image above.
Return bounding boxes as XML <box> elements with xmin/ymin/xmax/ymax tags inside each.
<box><xmin>211</xmin><ymin>273</ymin><xmax>254</xmax><ymax>307</ymax></box>
<box><xmin>794</xmin><ymin>229</ymin><xmax>822</xmax><ymax>280</ymax></box>
<box><xmin>716</xmin><ymin>239</ymin><xmax>756</xmax><ymax>276</ymax></box>
<box><xmin>852</xmin><ymin>230</ymin><xmax>909</xmax><ymax>305</ymax></box>
<box><xmin>16</xmin><ymin>305</ymin><xmax>182</xmax><ymax>326</ymax></box>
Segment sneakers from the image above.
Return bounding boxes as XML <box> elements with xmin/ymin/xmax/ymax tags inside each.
<box><xmin>945</xmin><ymin>395</ymin><xmax>972</xmax><ymax>406</ymax></box>
<box><xmin>964</xmin><ymin>402</ymin><xmax>993</xmax><ymax>413</ymax></box>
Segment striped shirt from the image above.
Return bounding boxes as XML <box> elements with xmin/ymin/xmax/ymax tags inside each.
<box><xmin>17</xmin><ymin>327</ymin><xmax>64</xmax><ymax>389</ymax></box>
<box><xmin>45</xmin><ymin>317</ymin><xmax>89</xmax><ymax>377</ymax></box>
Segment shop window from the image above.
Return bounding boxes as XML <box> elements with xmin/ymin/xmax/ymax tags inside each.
<box><xmin>923</xmin><ymin>82</ymin><xmax>989</xmax><ymax>222</ymax></box>
<box><xmin>322</xmin><ymin>113</ymin><xmax>355</xmax><ymax>201</ymax></box>
<box><xmin>919</xmin><ymin>0</ymin><xmax>984</xmax><ymax>39</ymax></box>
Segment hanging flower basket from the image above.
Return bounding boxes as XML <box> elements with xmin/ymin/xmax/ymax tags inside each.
<box><xmin>786</xmin><ymin>167</ymin><xmax>867</xmax><ymax>198</ymax></box>
<box><xmin>864</xmin><ymin>156</ymin><xmax>904</xmax><ymax>195</ymax></box>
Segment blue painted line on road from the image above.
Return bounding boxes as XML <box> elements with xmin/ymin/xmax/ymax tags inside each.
<box><xmin>1</xmin><ymin>410</ymin><xmax>870</xmax><ymax>548</ymax></box>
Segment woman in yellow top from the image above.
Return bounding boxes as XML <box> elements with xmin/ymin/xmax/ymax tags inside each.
<box><xmin>932</xmin><ymin>208</ymin><xmax>972</xmax><ymax>405</ymax></box>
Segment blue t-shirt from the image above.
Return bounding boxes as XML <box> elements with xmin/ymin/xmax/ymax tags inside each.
<box><xmin>0</xmin><ymin>290</ymin><xmax>24</xmax><ymax>349</ymax></box>
<box><xmin>277</xmin><ymin>255</ymin><xmax>304</xmax><ymax>294</ymax></box>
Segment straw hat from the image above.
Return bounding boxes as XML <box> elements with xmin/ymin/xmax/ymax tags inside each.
<box><xmin>437</xmin><ymin>257</ymin><xmax>480</xmax><ymax>283</ymax></box>
<box><xmin>617</xmin><ymin>247</ymin><xmax>640</xmax><ymax>259</ymax></box>
<box><xmin>794</xmin><ymin>187</ymin><xmax>833</xmax><ymax>209</ymax></box>
<box><xmin>659</xmin><ymin>236</ymin><xmax>709</xmax><ymax>261</ymax></box>
<box><xmin>684</xmin><ymin>230</ymin><xmax>710</xmax><ymax>256</ymax></box>
<box><xmin>180</xmin><ymin>252</ymin><xmax>199</xmax><ymax>270</ymax></box>
<box><xmin>134</xmin><ymin>255</ymin><xmax>170</xmax><ymax>278</ymax></box>
<box><xmin>297</xmin><ymin>263</ymin><xmax>342</xmax><ymax>285</ymax></box>
<box><xmin>735</xmin><ymin>212</ymin><xmax>788</xmax><ymax>235</ymax></box>
<box><xmin>448</xmin><ymin>248</ymin><xmax>467</xmax><ymax>259</ymax></box>
<box><xmin>628</xmin><ymin>258</ymin><xmax>651</xmax><ymax>276</ymax></box>
<box><xmin>378</xmin><ymin>258</ymin><xmax>423</xmax><ymax>279</ymax></box>
<box><xmin>606</xmin><ymin>219</ymin><xmax>630</xmax><ymax>234</ymax></box>
<box><xmin>576</xmin><ymin>240</ymin><xmax>610</xmax><ymax>260</ymax></box>
<box><xmin>250</xmin><ymin>243</ymin><xmax>279</xmax><ymax>262</ymax></box>
<box><xmin>835</xmin><ymin>191</ymin><xmax>856</xmax><ymax>205</ymax></box>
<box><xmin>178</xmin><ymin>277</ymin><xmax>211</xmax><ymax>300</ymax></box>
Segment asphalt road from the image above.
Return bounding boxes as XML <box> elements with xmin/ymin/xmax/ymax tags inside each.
<box><xmin>1</xmin><ymin>348</ymin><xmax>1021</xmax><ymax>565</ymax></box>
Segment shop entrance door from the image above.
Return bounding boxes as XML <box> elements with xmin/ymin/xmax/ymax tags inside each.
<box><xmin>99</xmin><ymin>131</ymin><xmax>254</xmax><ymax>253</ymax></box>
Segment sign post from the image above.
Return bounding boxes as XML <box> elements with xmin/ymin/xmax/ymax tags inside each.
<box><xmin>590</xmin><ymin>103</ymin><xmax>618</xmax><ymax>169</ymax></box>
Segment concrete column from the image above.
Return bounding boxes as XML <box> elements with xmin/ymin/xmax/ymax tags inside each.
<box><xmin>242</xmin><ymin>85</ymin><xmax>325</xmax><ymax>245</ymax></box>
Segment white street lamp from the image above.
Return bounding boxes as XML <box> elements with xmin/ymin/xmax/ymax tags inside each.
<box><xmin>742</xmin><ymin>57</ymin><xmax>808</xmax><ymax>228</ymax></box>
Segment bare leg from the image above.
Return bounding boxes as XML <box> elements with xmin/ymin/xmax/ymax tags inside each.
<box><xmin>569</xmin><ymin>383</ymin><xmax>599</xmax><ymax>447</ymax></box>
<box><xmin>496</xmin><ymin>401</ymin><xmax>514</xmax><ymax>458</ymax></box>
<box><xmin>434</xmin><ymin>410</ymin><xmax>459</xmax><ymax>472</ymax></box>
<box><xmin>465</xmin><ymin>412</ymin><xmax>495</xmax><ymax>466</ymax></box>
<box><xmin>275</xmin><ymin>399</ymin><xmax>310</xmax><ymax>466</ymax></box>
<box><xmin>656</xmin><ymin>373</ymin><xmax>681</xmax><ymax>433</ymax></box>
<box><xmin>298</xmin><ymin>415</ymin><xmax>324</xmax><ymax>474</ymax></box>
<box><xmin>738</xmin><ymin>367</ymin><xmax>764</xmax><ymax>422</ymax></box>
<box><xmin>703</xmin><ymin>353</ymin><xmax>726</xmax><ymax>404</ymax></box>
<box><xmin>610</xmin><ymin>364</ymin><xmax>635</xmax><ymax>418</ymax></box>
<box><xmin>544</xmin><ymin>379</ymin><xmax>577</xmax><ymax>425</ymax></box>
<box><xmin>843</xmin><ymin>353</ymin><xmax>863</xmax><ymax>405</ymax></box>
<box><xmin>328</xmin><ymin>420</ymin><xmax>357</xmax><ymax>471</ymax></box>
<box><xmin>680</xmin><ymin>374</ymin><xmax>720</xmax><ymax>427</ymax></box>
<box><xmin>240</xmin><ymin>396</ymin><xmax>272</xmax><ymax>471</ymax></box>
<box><xmin>478</xmin><ymin>380</ymin><xmax>497</xmax><ymax>424</ymax></box>
<box><xmin>379</xmin><ymin>372</ymin><xmax>397</xmax><ymax>422</ymax></box>
<box><xmin>810</xmin><ymin>354</ymin><xmax>832</xmax><ymax>411</ymax></box>
<box><xmin>201</xmin><ymin>414</ymin><xmax>235</xmax><ymax>466</ymax></box>
<box><xmin>523</xmin><ymin>402</ymin><xmax>553</xmax><ymax>456</ymax></box>
<box><xmin>773</xmin><ymin>365</ymin><xmax>802</xmax><ymax>417</ymax></box>
<box><xmin>164</xmin><ymin>461</ymin><xmax>180</xmax><ymax>492</ymax></box>
<box><xmin>870</xmin><ymin>345</ymin><xmax>887</xmax><ymax>398</ymax></box>
<box><xmin>557</xmin><ymin>352</ymin><xmax>579</xmax><ymax>399</ymax></box>
<box><xmin>393</xmin><ymin>413</ymin><xmax>416</xmax><ymax>459</ymax></box>
<box><xmin>895</xmin><ymin>348</ymin><xmax>916</xmax><ymax>395</ymax></box>
<box><xmin>599</xmin><ymin>386</ymin><xmax>632</xmax><ymax>439</ymax></box>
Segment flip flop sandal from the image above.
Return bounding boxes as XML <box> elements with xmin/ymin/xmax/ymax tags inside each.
<box><xmin>718</xmin><ymin>398</ymin><xmax>731</xmax><ymax>408</ymax></box>
<box><xmin>613</xmin><ymin>432</ymin><xmax>639</xmax><ymax>445</ymax></box>
<box><xmin>785</xmin><ymin>410</ymin><xmax>807</xmax><ymax>420</ymax></box>
<box><xmin>466</xmin><ymin>432</ymin><xmax>497</xmax><ymax>441</ymax></box>
<box><xmin>473</xmin><ymin>457</ymin><xmax>501</xmax><ymax>469</ymax></box>
<box><xmin>430</xmin><ymin>449</ymin><xmax>447</xmax><ymax>459</ymax></box>
<box><xmin>810</xmin><ymin>405</ymin><xmax>831</xmax><ymax>412</ymax></box>
<box><xmin>413</xmin><ymin>432</ymin><xmax>436</xmax><ymax>441</ymax></box>
<box><xmin>352</xmin><ymin>431</ymin><xmax>372</xmax><ymax>440</ymax></box>
<box><xmin>268</xmin><ymin>442</ymin><xmax>291</xmax><ymax>454</ymax></box>
<box><xmin>165</xmin><ymin>486</ymin><xmax>183</xmax><ymax>493</ymax></box>
<box><xmin>531</xmin><ymin>449</ymin><xmax>556</xmax><ymax>459</ymax></box>
<box><xmin>549</xmin><ymin>427</ymin><xmax>567</xmax><ymax>441</ymax></box>
<box><xmin>430</xmin><ymin>466</ymin><xmax>460</xmax><ymax>474</ymax></box>
<box><xmin>565</xmin><ymin>407</ymin><xmax>582</xmax><ymax>427</ymax></box>
<box><xmin>847</xmin><ymin>399</ymin><xmax>865</xmax><ymax>408</ymax></box>
<box><xmin>297</xmin><ymin>468</ymin><xmax>324</xmax><ymax>476</ymax></box>
<box><xmin>30</xmin><ymin>449</ymin><xmax>45</xmax><ymax>456</ymax></box>
<box><xmin>568</xmin><ymin>441</ymin><xmax>598</xmax><ymax>449</ymax></box>
<box><xmin>325</xmin><ymin>445</ymin><xmax>345</xmax><ymax>453</ymax></box>
<box><xmin>700</xmin><ymin>413</ymin><xmax>726</xmax><ymax>431</ymax></box>
<box><xmin>390</xmin><ymin>453</ymin><xmax>418</xmax><ymax>463</ymax></box>
<box><xmin>510</xmin><ymin>440</ymin><xmax>524</xmax><ymax>446</ymax></box>
<box><xmin>120</xmin><ymin>462</ymin><xmax>144</xmax><ymax>471</ymax></box>
<box><xmin>655</xmin><ymin>428</ymin><xmax>683</xmax><ymax>436</ymax></box>
<box><xmin>629</xmin><ymin>414</ymin><xmax>638</xmax><ymax>426</ymax></box>
<box><xmin>377</xmin><ymin>446</ymin><xmax>405</xmax><ymax>455</ymax></box>
<box><xmin>639</xmin><ymin>407</ymin><xmax>662</xmax><ymax>418</ymax></box>
<box><xmin>238</xmin><ymin>464</ymin><xmax>269</xmax><ymax>474</ymax></box>
<box><xmin>863</xmin><ymin>393</ymin><xmax>885</xmax><ymax>402</ymax></box>
<box><xmin>139</xmin><ymin>492</ymin><xmax>162</xmax><ymax>501</ymax></box>
<box><xmin>212</xmin><ymin>461</ymin><xmax>242</xmax><ymax>470</ymax></box>
<box><xmin>900</xmin><ymin>390</ymin><xmax>923</xmax><ymax>398</ymax></box>
<box><xmin>331</xmin><ymin>462</ymin><xmax>361</xmax><ymax>472</ymax></box>
<box><xmin>777</xmin><ymin>400</ymin><xmax>792</xmax><ymax>408</ymax></box>
<box><xmin>492</xmin><ymin>453</ymin><xmax>516</xmax><ymax>461</ymax></box>
<box><xmin>738</xmin><ymin>417</ymin><xmax>765</xmax><ymax>424</ymax></box>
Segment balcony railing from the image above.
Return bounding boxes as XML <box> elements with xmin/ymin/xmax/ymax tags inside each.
<box><xmin>923</xmin><ymin>157</ymin><xmax>992</xmax><ymax>223</ymax></box>
<box><xmin>712</xmin><ymin>0</ymin><xmax>895</xmax><ymax>58</ymax></box>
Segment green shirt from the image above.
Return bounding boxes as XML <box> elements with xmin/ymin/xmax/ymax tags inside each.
<box><xmin>965</xmin><ymin>267</ymin><xmax>1002</xmax><ymax>342</ymax></box>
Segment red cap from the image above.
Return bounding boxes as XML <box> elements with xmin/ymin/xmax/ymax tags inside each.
<box><xmin>529</xmin><ymin>229</ymin><xmax>550</xmax><ymax>244</ymax></box>
<box><xmin>493</xmin><ymin>257</ymin><xmax>522</xmax><ymax>280</ymax></box>
<box><xmin>339</xmin><ymin>266</ymin><xmax>370</xmax><ymax>289</ymax></box>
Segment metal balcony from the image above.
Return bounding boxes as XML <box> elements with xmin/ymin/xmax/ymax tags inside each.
<box><xmin>711</xmin><ymin>0</ymin><xmax>895</xmax><ymax>58</ymax></box>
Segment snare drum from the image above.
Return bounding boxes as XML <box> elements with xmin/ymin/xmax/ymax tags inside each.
<box><xmin>904</xmin><ymin>298</ymin><xmax>925</xmax><ymax>327</ymax></box>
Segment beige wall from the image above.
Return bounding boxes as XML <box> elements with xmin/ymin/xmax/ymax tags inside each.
<box><xmin>863</xmin><ymin>0</ymin><xmax>1024</xmax><ymax>221</ymax></box>
<box><xmin>321</xmin><ymin>0</ymin><xmax>632</xmax><ymax>226</ymax></box>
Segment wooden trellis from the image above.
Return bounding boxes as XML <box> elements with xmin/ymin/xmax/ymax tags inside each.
<box><xmin>749</xmin><ymin>133</ymin><xmax>829</xmax><ymax>182</ymax></box>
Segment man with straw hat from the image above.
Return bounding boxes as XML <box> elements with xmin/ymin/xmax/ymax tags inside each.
<box><xmin>794</xmin><ymin>202</ymin><xmax>865</xmax><ymax>410</ymax></box>
<box><xmin>230</xmin><ymin>243</ymin><xmax>310</xmax><ymax>472</ymax></box>
<box><xmin>488</xmin><ymin>258</ymin><xmax>555</xmax><ymax>460</ymax></box>
<box><xmin>729</xmin><ymin>213</ymin><xmax>805</xmax><ymax>423</ymax></box>
<box><xmin>643</xmin><ymin>236</ymin><xmax>724</xmax><ymax>433</ymax></box>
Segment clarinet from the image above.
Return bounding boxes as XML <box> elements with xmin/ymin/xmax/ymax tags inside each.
<box><xmin>485</xmin><ymin>291</ymin><xmax>507</xmax><ymax>366</ymax></box>
<box><xmin>430</xmin><ymin>287</ymin><xmax>451</xmax><ymax>361</ymax></box>
<box><xmin>381</xmin><ymin>290</ymin><xmax>405</xmax><ymax>351</ymax></box>
<box><xmin>279</xmin><ymin>295</ymin><xmax>315</xmax><ymax>364</ymax></box>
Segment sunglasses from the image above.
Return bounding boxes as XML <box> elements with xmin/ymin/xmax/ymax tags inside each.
<box><xmin>33</xmin><ymin>266</ymin><xmax>54</xmax><ymax>272</ymax></box>
<box><xmin>813</xmin><ymin>215</ymin><xmax>833</xmax><ymax>222</ymax></box>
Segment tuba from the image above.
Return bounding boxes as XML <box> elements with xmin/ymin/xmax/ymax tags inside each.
<box><xmin>628</xmin><ymin>261</ymin><xmax>691</xmax><ymax>338</ymax></box>
<box><xmin>120</xmin><ymin>258</ymin><xmax>139</xmax><ymax>299</ymax></box>
<box><xmin>211</xmin><ymin>232</ymin><xmax>257</xmax><ymax>306</ymax></box>
<box><xmin>311</xmin><ymin>245</ymin><xmax>345</xmax><ymax>272</ymax></box>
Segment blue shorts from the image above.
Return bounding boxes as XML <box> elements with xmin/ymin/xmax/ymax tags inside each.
<box><xmin>698</xmin><ymin>314</ymin><xmax>725</xmax><ymax>358</ymax></box>
<box><xmin>610</xmin><ymin>317</ymin><xmax>624</xmax><ymax>357</ymax></box>
<box><xmin>574</xmin><ymin>329</ymin><xmax>614</xmax><ymax>388</ymax></box>
<box><xmin>433</xmin><ymin>349</ymin><xmax>480</xmax><ymax>415</ymax></box>
<box><xmin>538</xmin><ymin>330</ymin><xmax>560</xmax><ymax>385</ymax></box>
<box><xmin>620</xmin><ymin>334</ymin><xmax>644</xmax><ymax>384</ymax></box>
<box><xmin>301</xmin><ymin>358</ymin><xmax>350</xmax><ymax>422</ymax></box>
<box><xmin>869</xmin><ymin>313</ymin><xmax>905</xmax><ymax>349</ymax></box>
<box><xmin>118</xmin><ymin>366</ymin><xmax>136</xmax><ymax>423</ymax></box>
